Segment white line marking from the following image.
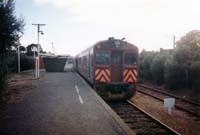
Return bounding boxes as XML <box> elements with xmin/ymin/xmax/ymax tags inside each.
<box><xmin>75</xmin><ymin>85</ymin><xmax>79</xmax><ymax>93</ymax></box>
<box><xmin>78</xmin><ymin>95</ymin><xmax>84</xmax><ymax>104</ymax></box>
<box><xmin>75</xmin><ymin>85</ymin><xmax>84</xmax><ymax>104</ymax></box>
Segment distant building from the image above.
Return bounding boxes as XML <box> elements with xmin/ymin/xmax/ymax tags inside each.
<box><xmin>160</xmin><ymin>48</ymin><xmax>174</xmax><ymax>54</ymax></box>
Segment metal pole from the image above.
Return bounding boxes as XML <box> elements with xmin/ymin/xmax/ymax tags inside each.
<box><xmin>37</xmin><ymin>25</ymin><xmax>40</xmax><ymax>78</ymax></box>
<box><xmin>51</xmin><ymin>42</ymin><xmax>56</xmax><ymax>55</ymax></box>
<box><xmin>17</xmin><ymin>42</ymin><xmax>20</xmax><ymax>73</ymax></box>
<box><xmin>32</xmin><ymin>23</ymin><xmax>46</xmax><ymax>79</ymax></box>
<box><xmin>33</xmin><ymin>47</ymin><xmax>35</xmax><ymax>58</ymax></box>
<box><xmin>35</xmin><ymin>58</ymin><xmax>38</xmax><ymax>78</ymax></box>
<box><xmin>173</xmin><ymin>35</ymin><xmax>176</xmax><ymax>49</ymax></box>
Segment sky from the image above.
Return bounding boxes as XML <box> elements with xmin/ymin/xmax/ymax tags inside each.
<box><xmin>15</xmin><ymin>0</ymin><xmax>200</xmax><ymax>56</ymax></box>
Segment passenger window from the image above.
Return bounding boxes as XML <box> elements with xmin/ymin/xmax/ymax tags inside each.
<box><xmin>95</xmin><ymin>52</ymin><xmax>110</xmax><ymax>64</ymax></box>
<box><xmin>125</xmin><ymin>53</ymin><xmax>136</xmax><ymax>65</ymax></box>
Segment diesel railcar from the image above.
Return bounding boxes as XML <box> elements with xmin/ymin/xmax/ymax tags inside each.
<box><xmin>76</xmin><ymin>37</ymin><xmax>138</xmax><ymax>100</ymax></box>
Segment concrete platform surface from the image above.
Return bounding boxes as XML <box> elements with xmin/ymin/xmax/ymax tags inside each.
<box><xmin>0</xmin><ymin>72</ymin><xmax>128</xmax><ymax>135</ymax></box>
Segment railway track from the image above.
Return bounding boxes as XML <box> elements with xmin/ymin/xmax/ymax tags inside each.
<box><xmin>137</xmin><ymin>84</ymin><xmax>200</xmax><ymax>118</ymax></box>
<box><xmin>107</xmin><ymin>100</ymin><xmax>180</xmax><ymax>135</ymax></box>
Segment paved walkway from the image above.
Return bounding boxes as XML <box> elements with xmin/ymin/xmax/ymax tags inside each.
<box><xmin>0</xmin><ymin>72</ymin><xmax>127</xmax><ymax>135</ymax></box>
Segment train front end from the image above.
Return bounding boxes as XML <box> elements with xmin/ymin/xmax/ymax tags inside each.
<box><xmin>94</xmin><ymin>38</ymin><xmax>138</xmax><ymax>100</ymax></box>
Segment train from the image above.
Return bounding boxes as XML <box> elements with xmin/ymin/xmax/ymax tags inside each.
<box><xmin>64</xmin><ymin>56</ymin><xmax>75</xmax><ymax>71</ymax></box>
<box><xmin>76</xmin><ymin>37</ymin><xmax>139</xmax><ymax>100</ymax></box>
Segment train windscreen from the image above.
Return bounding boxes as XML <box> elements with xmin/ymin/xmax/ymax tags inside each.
<box><xmin>95</xmin><ymin>52</ymin><xmax>110</xmax><ymax>64</ymax></box>
<box><xmin>124</xmin><ymin>53</ymin><xmax>136</xmax><ymax>65</ymax></box>
<box><xmin>112</xmin><ymin>51</ymin><xmax>121</xmax><ymax>64</ymax></box>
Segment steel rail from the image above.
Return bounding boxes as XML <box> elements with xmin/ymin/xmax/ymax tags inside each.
<box><xmin>138</xmin><ymin>84</ymin><xmax>200</xmax><ymax>106</ymax></box>
<box><xmin>107</xmin><ymin>101</ymin><xmax>180</xmax><ymax>135</ymax></box>
<box><xmin>137</xmin><ymin>85</ymin><xmax>200</xmax><ymax>117</ymax></box>
<box><xmin>127</xmin><ymin>100</ymin><xmax>180</xmax><ymax>135</ymax></box>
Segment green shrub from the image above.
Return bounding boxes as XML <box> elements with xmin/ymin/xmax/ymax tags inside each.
<box><xmin>139</xmin><ymin>50</ymin><xmax>158</xmax><ymax>81</ymax></box>
<box><xmin>150</xmin><ymin>53</ymin><xmax>168</xmax><ymax>85</ymax></box>
<box><xmin>7</xmin><ymin>52</ymin><xmax>17</xmax><ymax>72</ymax></box>
<box><xmin>164</xmin><ymin>57</ymin><xmax>188</xmax><ymax>89</ymax></box>
<box><xmin>20</xmin><ymin>54</ymin><xmax>35</xmax><ymax>71</ymax></box>
<box><xmin>0</xmin><ymin>65</ymin><xmax>7</xmax><ymax>92</ymax></box>
<box><xmin>7</xmin><ymin>53</ymin><xmax>35</xmax><ymax>72</ymax></box>
<box><xmin>190</xmin><ymin>61</ymin><xmax>200</xmax><ymax>91</ymax></box>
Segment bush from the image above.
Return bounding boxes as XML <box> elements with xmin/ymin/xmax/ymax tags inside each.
<box><xmin>139</xmin><ymin>50</ymin><xmax>158</xmax><ymax>81</ymax></box>
<box><xmin>0</xmin><ymin>73</ymin><xmax>6</xmax><ymax>92</ymax></box>
<box><xmin>0</xmin><ymin>52</ymin><xmax>34</xmax><ymax>92</ymax></box>
<box><xmin>150</xmin><ymin>53</ymin><xmax>168</xmax><ymax>85</ymax></box>
<box><xmin>190</xmin><ymin>61</ymin><xmax>200</xmax><ymax>91</ymax></box>
<box><xmin>164</xmin><ymin>57</ymin><xmax>188</xmax><ymax>89</ymax></box>
<box><xmin>139</xmin><ymin>30</ymin><xmax>200</xmax><ymax>91</ymax></box>
<box><xmin>7</xmin><ymin>52</ymin><xmax>17</xmax><ymax>72</ymax></box>
<box><xmin>0</xmin><ymin>53</ymin><xmax>7</xmax><ymax>92</ymax></box>
<box><xmin>20</xmin><ymin>54</ymin><xmax>35</xmax><ymax>71</ymax></box>
<box><xmin>7</xmin><ymin>53</ymin><xmax>34</xmax><ymax>72</ymax></box>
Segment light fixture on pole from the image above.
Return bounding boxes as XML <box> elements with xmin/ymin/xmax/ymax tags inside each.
<box><xmin>32</xmin><ymin>23</ymin><xmax>46</xmax><ymax>79</ymax></box>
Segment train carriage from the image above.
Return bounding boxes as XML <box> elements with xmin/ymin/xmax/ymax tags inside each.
<box><xmin>76</xmin><ymin>37</ymin><xmax>138</xmax><ymax>100</ymax></box>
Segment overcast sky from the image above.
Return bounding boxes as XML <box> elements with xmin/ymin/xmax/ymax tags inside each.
<box><xmin>15</xmin><ymin>0</ymin><xmax>200</xmax><ymax>56</ymax></box>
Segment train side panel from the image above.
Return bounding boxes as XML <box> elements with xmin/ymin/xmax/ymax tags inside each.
<box><xmin>76</xmin><ymin>47</ymin><xmax>94</xmax><ymax>84</ymax></box>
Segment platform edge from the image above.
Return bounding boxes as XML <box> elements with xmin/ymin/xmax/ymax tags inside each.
<box><xmin>77</xmin><ymin>73</ymin><xmax>136</xmax><ymax>135</ymax></box>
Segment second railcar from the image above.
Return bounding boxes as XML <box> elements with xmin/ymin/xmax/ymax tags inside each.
<box><xmin>76</xmin><ymin>37</ymin><xmax>138</xmax><ymax>100</ymax></box>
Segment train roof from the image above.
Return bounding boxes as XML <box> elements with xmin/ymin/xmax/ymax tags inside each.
<box><xmin>94</xmin><ymin>38</ymin><xmax>138</xmax><ymax>49</ymax></box>
<box><xmin>76</xmin><ymin>37</ymin><xmax>138</xmax><ymax>57</ymax></box>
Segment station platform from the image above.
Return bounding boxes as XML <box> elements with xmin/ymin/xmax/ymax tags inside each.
<box><xmin>0</xmin><ymin>72</ymin><xmax>134</xmax><ymax>135</ymax></box>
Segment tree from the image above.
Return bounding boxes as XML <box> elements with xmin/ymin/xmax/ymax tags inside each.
<box><xmin>164</xmin><ymin>57</ymin><xmax>187</xmax><ymax>89</ymax></box>
<box><xmin>174</xmin><ymin>30</ymin><xmax>200</xmax><ymax>88</ymax></box>
<box><xmin>175</xmin><ymin>30</ymin><xmax>200</xmax><ymax>66</ymax></box>
<box><xmin>0</xmin><ymin>0</ymin><xmax>24</xmax><ymax>90</ymax></box>
<box><xmin>20</xmin><ymin>46</ymin><xmax>26</xmax><ymax>53</ymax></box>
<box><xmin>190</xmin><ymin>61</ymin><xmax>200</xmax><ymax>91</ymax></box>
<box><xmin>138</xmin><ymin>30</ymin><xmax>200</xmax><ymax>90</ymax></box>
<box><xmin>26</xmin><ymin>43</ymin><xmax>37</xmax><ymax>56</ymax></box>
<box><xmin>150</xmin><ymin>52</ymin><xmax>169</xmax><ymax>85</ymax></box>
<box><xmin>26</xmin><ymin>43</ymin><xmax>43</xmax><ymax>56</ymax></box>
<box><xmin>139</xmin><ymin>50</ymin><xmax>158</xmax><ymax>81</ymax></box>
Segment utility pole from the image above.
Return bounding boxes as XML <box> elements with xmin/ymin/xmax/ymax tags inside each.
<box><xmin>51</xmin><ymin>42</ymin><xmax>56</xmax><ymax>55</ymax></box>
<box><xmin>32</xmin><ymin>23</ymin><xmax>46</xmax><ymax>79</ymax></box>
<box><xmin>17</xmin><ymin>40</ymin><xmax>20</xmax><ymax>73</ymax></box>
<box><xmin>173</xmin><ymin>35</ymin><xmax>176</xmax><ymax>49</ymax></box>
<box><xmin>33</xmin><ymin>46</ymin><xmax>35</xmax><ymax>58</ymax></box>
